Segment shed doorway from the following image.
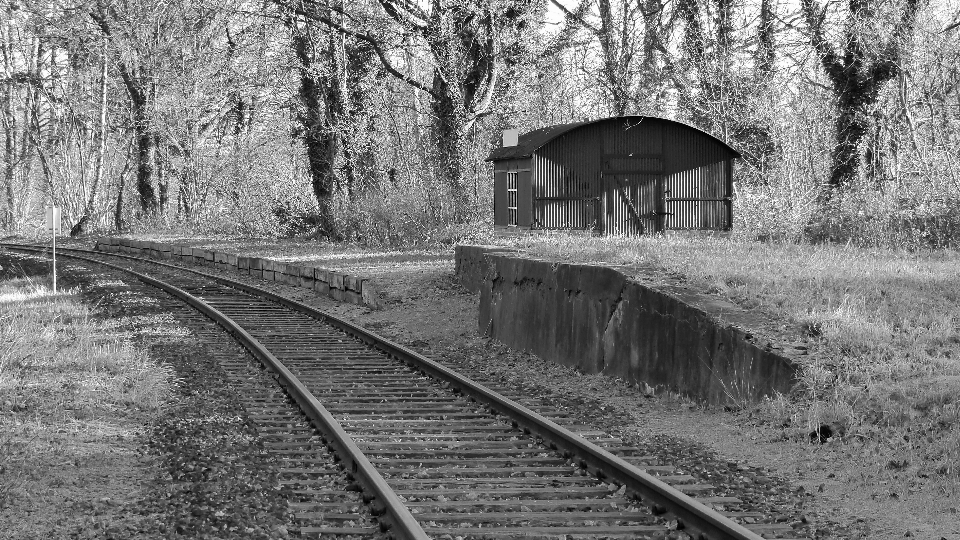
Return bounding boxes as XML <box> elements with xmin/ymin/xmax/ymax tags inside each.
<box><xmin>602</xmin><ymin>173</ymin><xmax>665</xmax><ymax>235</ymax></box>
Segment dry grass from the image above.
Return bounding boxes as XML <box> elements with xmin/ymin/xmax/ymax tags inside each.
<box><xmin>0</xmin><ymin>275</ymin><xmax>174</xmax><ymax>508</ymax></box>
<box><xmin>499</xmin><ymin>232</ymin><xmax>960</xmax><ymax>486</ymax></box>
<box><xmin>0</xmin><ymin>277</ymin><xmax>173</xmax><ymax>417</ymax></box>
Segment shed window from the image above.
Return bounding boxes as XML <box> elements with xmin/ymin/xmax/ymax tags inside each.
<box><xmin>507</xmin><ymin>172</ymin><xmax>518</xmax><ymax>226</ymax></box>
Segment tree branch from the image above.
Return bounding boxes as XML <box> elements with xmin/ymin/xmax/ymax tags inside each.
<box><xmin>377</xmin><ymin>0</ymin><xmax>429</xmax><ymax>31</ymax></box>
<box><xmin>869</xmin><ymin>0</ymin><xmax>924</xmax><ymax>85</ymax></box>
<box><xmin>549</xmin><ymin>0</ymin><xmax>599</xmax><ymax>34</ymax></box>
<box><xmin>89</xmin><ymin>10</ymin><xmax>145</xmax><ymax>106</ymax></box>
<box><xmin>274</xmin><ymin>0</ymin><xmax>437</xmax><ymax>97</ymax></box>
<box><xmin>798</xmin><ymin>0</ymin><xmax>844</xmax><ymax>88</ymax></box>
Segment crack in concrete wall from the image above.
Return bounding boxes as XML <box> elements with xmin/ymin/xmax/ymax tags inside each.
<box><xmin>598</xmin><ymin>282</ymin><xmax>627</xmax><ymax>374</ymax></box>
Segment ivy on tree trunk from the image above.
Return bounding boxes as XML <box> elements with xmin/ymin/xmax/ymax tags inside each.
<box><xmin>800</xmin><ymin>0</ymin><xmax>923</xmax><ymax>199</ymax></box>
<box><xmin>277</xmin><ymin>0</ymin><xmax>535</xmax><ymax>224</ymax></box>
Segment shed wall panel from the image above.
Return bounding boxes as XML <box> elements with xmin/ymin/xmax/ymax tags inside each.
<box><xmin>533</xmin><ymin>123</ymin><xmax>604</xmax><ymax>229</ymax></box>
<box><xmin>604</xmin><ymin>174</ymin><xmax>662</xmax><ymax>235</ymax></box>
<box><xmin>663</xmin><ymin>125</ymin><xmax>733</xmax><ymax>230</ymax></box>
<box><xmin>493</xmin><ymin>116</ymin><xmax>737</xmax><ymax>235</ymax></box>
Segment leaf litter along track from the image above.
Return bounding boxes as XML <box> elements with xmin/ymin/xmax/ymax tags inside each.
<box><xmin>0</xmin><ymin>251</ymin><xmax>385</xmax><ymax>540</ymax></box>
<box><xmin>7</xmin><ymin>245</ymin><xmax>808</xmax><ymax>540</ymax></box>
<box><xmin>142</xmin><ymin>295</ymin><xmax>385</xmax><ymax>538</ymax></box>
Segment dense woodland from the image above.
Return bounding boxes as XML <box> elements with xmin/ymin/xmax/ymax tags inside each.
<box><xmin>1</xmin><ymin>0</ymin><xmax>959</xmax><ymax>248</ymax></box>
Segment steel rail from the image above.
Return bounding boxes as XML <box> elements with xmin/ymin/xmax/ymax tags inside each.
<box><xmin>6</xmin><ymin>242</ymin><xmax>765</xmax><ymax>540</ymax></box>
<box><xmin>0</xmin><ymin>243</ymin><xmax>427</xmax><ymax>540</ymax></box>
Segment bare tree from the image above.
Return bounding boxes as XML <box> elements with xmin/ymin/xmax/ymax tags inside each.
<box><xmin>0</xmin><ymin>9</ymin><xmax>41</xmax><ymax>228</ymax></box>
<box><xmin>89</xmin><ymin>4</ymin><xmax>159</xmax><ymax>214</ymax></box>
<box><xmin>287</xmin><ymin>19</ymin><xmax>342</xmax><ymax>237</ymax></box>
<box><xmin>755</xmin><ymin>0</ymin><xmax>776</xmax><ymax>82</ymax></box>
<box><xmin>548</xmin><ymin>0</ymin><xmax>671</xmax><ymax>115</ymax></box>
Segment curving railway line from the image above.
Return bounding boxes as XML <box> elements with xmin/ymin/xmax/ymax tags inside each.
<box><xmin>1</xmin><ymin>242</ymin><xmax>807</xmax><ymax>540</ymax></box>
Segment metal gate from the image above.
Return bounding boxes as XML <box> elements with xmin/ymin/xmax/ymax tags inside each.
<box><xmin>602</xmin><ymin>173</ymin><xmax>665</xmax><ymax>235</ymax></box>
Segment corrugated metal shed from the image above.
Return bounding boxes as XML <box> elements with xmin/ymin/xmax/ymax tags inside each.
<box><xmin>487</xmin><ymin>116</ymin><xmax>739</xmax><ymax>235</ymax></box>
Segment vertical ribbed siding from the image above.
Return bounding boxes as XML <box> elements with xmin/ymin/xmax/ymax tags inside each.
<box><xmin>601</xmin><ymin>118</ymin><xmax>663</xmax><ymax>154</ymax></box>
<box><xmin>601</xmin><ymin>120</ymin><xmax>664</xmax><ymax>234</ymax></box>
<box><xmin>533</xmin><ymin>123</ymin><xmax>603</xmax><ymax>229</ymax></box>
<box><xmin>663</xmin><ymin>126</ymin><xmax>732</xmax><ymax>230</ymax></box>
<box><xmin>493</xmin><ymin>117</ymin><xmax>735</xmax><ymax>235</ymax></box>
<box><xmin>604</xmin><ymin>174</ymin><xmax>661</xmax><ymax>235</ymax></box>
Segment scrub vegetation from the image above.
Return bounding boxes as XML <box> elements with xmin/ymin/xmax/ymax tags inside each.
<box><xmin>0</xmin><ymin>270</ymin><xmax>174</xmax><ymax>510</ymax></box>
<box><xmin>0</xmin><ymin>276</ymin><xmax>172</xmax><ymax>420</ymax></box>
<box><xmin>3</xmin><ymin>1</ymin><xmax>960</xmax><ymax>252</ymax></box>
<box><xmin>504</xmin><ymin>232</ymin><xmax>960</xmax><ymax>491</ymax></box>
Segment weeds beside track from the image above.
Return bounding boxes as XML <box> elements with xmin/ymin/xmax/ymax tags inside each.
<box><xmin>3</xmin><ymin>243</ymin><xmax>807</xmax><ymax>540</ymax></box>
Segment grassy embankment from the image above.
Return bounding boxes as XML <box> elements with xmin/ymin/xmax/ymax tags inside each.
<box><xmin>0</xmin><ymin>271</ymin><xmax>173</xmax><ymax>514</ymax></box>
<box><xmin>501</xmin><ymin>233</ymin><xmax>960</xmax><ymax>485</ymax></box>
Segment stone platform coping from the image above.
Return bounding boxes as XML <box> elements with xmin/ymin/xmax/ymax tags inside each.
<box><xmin>95</xmin><ymin>238</ymin><xmax>381</xmax><ymax>309</ymax></box>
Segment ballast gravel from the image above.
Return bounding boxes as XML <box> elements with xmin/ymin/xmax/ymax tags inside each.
<box><xmin>124</xmin><ymin>247</ymin><xmax>864</xmax><ymax>540</ymax></box>
<box><xmin>41</xmin><ymin>238</ymin><xmax>934</xmax><ymax>538</ymax></box>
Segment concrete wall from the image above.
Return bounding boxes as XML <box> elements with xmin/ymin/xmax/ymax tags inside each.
<box><xmin>96</xmin><ymin>238</ymin><xmax>381</xmax><ymax>309</ymax></box>
<box><xmin>455</xmin><ymin>244</ymin><xmax>520</xmax><ymax>293</ymax></box>
<box><xmin>456</xmin><ymin>244</ymin><xmax>801</xmax><ymax>405</ymax></box>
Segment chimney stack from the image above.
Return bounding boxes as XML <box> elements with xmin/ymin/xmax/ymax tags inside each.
<box><xmin>502</xmin><ymin>129</ymin><xmax>519</xmax><ymax>147</ymax></box>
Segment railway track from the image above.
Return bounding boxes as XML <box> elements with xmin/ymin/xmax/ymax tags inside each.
<box><xmin>1</xmin><ymin>242</ymin><xmax>806</xmax><ymax>540</ymax></box>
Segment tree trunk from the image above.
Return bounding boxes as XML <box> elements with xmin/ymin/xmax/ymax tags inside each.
<box><xmin>430</xmin><ymin>75</ymin><xmax>469</xmax><ymax>223</ymax></box>
<box><xmin>304</xmin><ymin>127</ymin><xmax>338</xmax><ymax>235</ymax></box>
<box><xmin>595</xmin><ymin>0</ymin><xmax>628</xmax><ymax>115</ymax></box>
<box><xmin>676</xmin><ymin>0</ymin><xmax>709</xmax><ymax>127</ymax></box>
<box><xmin>290</xmin><ymin>27</ymin><xmax>338</xmax><ymax>237</ymax></box>
<box><xmin>133</xmin><ymin>111</ymin><xmax>158</xmax><ymax>213</ymax></box>
<box><xmin>329</xmin><ymin>31</ymin><xmax>359</xmax><ymax>198</ymax></box>
<box><xmin>114</xmin><ymin>167</ymin><xmax>126</xmax><ymax>231</ymax></box>
<box><xmin>829</xmin><ymin>102</ymin><xmax>870</xmax><ymax>192</ymax></box>
<box><xmin>91</xmin><ymin>10</ymin><xmax>158</xmax><ymax>214</ymax></box>
<box><xmin>71</xmin><ymin>50</ymin><xmax>109</xmax><ymax>237</ymax></box>
<box><xmin>1</xmin><ymin>93</ymin><xmax>15</xmax><ymax>228</ymax></box>
<box><xmin>155</xmin><ymin>135</ymin><xmax>168</xmax><ymax>213</ymax></box>
<box><xmin>178</xmin><ymin>183</ymin><xmax>190</xmax><ymax>219</ymax></box>
<box><xmin>639</xmin><ymin>0</ymin><xmax>664</xmax><ymax>108</ymax></box>
<box><xmin>755</xmin><ymin>0</ymin><xmax>776</xmax><ymax>81</ymax></box>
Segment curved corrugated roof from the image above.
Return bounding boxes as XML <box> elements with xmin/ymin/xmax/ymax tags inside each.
<box><xmin>485</xmin><ymin>116</ymin><xmax>741</xmax><ymax>161</ymax></box>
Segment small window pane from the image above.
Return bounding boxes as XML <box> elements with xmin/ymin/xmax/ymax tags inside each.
<box><xmin>506</xmin><ymin>172</ymin><xmax>519</xmax><ymax>226</ymax></box>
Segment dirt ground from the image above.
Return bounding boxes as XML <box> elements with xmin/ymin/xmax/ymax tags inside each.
<box><xmin>145</xmin><ymin>236</ymin><xmax>960</xmax><ymax>540</ymax></box>
<box><xmin>312</xmin><ymin>265</ymin><xmax>958</xmax><ymax>540</ymax></box>
<box><xmin>44</xmin><ymin>235</ymin><xmax>960</xmax><ymax>538</ymax></box>
<box><xmin>0</xmin><ymin>421</ymin><xmax>153</xmax><ymax>540</ymax></box>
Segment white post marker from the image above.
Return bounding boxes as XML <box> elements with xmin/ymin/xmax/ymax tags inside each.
<box><xmin>45</xmin><ymin>206</ymin><xmax>60</xmax><ymax>292</ymax></box>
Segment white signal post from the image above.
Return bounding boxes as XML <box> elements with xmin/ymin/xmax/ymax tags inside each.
<box><xmin>45</xmin><ymin>206</ymin><xmax>60</xmax><ymax>292</ymax></box>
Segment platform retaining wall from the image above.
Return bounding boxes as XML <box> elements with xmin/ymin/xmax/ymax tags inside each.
<box><xmin>455</xmin><ymin>244</ymin><xmax>801</xmax><ymax>405</ymax></box>
<box><xmin>96</xmin><ymin>238</ymin><xmax>382</xmax><ymax>309</ymax></box>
